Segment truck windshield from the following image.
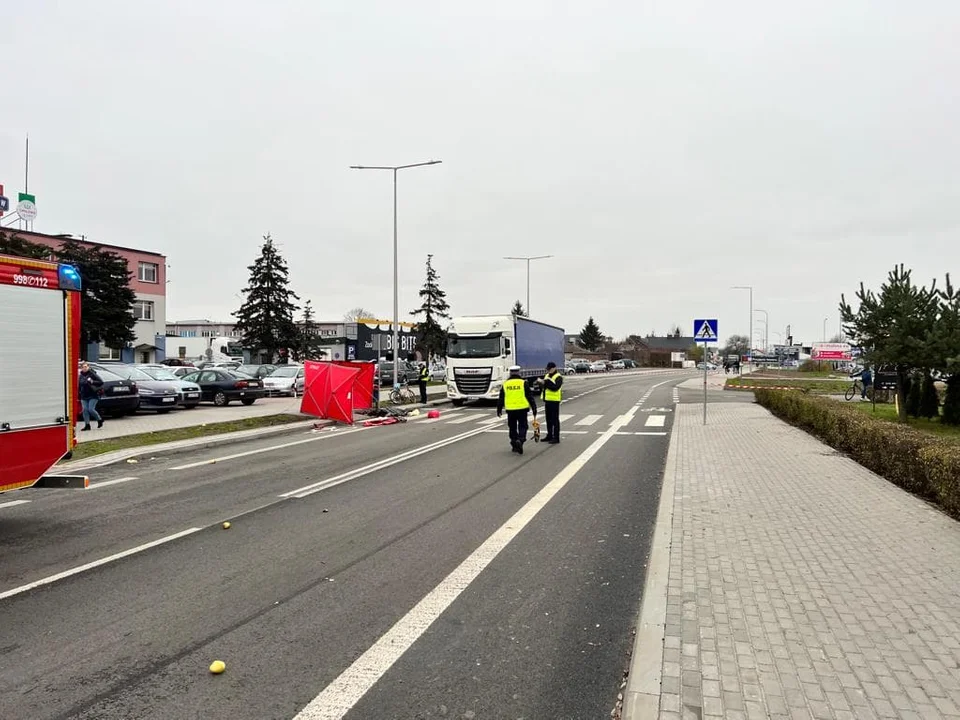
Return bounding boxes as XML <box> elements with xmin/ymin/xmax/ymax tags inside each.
<box><xmin>447</xmin><ymin>336</ymin><xmax>501</xmax><ymax>358</ymax></box>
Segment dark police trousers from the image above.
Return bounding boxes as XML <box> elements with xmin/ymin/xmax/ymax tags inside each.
<box><xmin>506</xmin><ymin>409</ymin><xmax>530</xmax><ymax>446</ymax></box>
<box><xmin>418</xmin><ymin>380</ymin><xmax>428</xmax><ymax>404</ymax></box>
<box><xmin>544</xmin><ymin>400</ymin><xmax>561</xmax><ymax>441</ymax></box>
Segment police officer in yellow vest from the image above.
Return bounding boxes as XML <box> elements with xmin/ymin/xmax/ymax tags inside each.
<box><xmin>497</xmin><ymin>365</ymin><xmax>539</xmax><ymax>455</ymax></box>
<box><xmin>541</xmin><ymin>361</ymin><xmax>563</xmax><ymax>444</ymax></box>
<box><xmin>418</xmin><ymin>362</ymin><xmax>430</xmax><ymax>404</ymax></box>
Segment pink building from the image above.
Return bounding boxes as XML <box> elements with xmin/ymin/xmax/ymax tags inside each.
<box><xmin>14</xmin><ymin>230</ymin><xmax>168</xmax><ymax>363</ymax></box>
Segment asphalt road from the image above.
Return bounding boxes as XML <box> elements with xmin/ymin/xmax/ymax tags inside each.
<box><xmin>0</xmin><ymin>371</ymin><xmax>689</xmax><ymax>720</ymax></box>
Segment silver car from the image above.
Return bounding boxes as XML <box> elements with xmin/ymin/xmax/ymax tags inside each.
<box><xmin>135</xmin><ymin>365</ymin><xmax>203</xmax><ymax>408</ymax></box>
<box><xmin>262</xmin><ymin>365</ymin><xmax>305</xmax><ymax>397</ymax></box>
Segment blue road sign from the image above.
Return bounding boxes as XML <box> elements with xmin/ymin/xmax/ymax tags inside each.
<box><xmin>0</xmin><ymin>196</ymin><xmax>8</xmax><ymax>212</ymax></box>
<box><xmin>693</xmin><ymin>318</ymin><xmax>719</xmax><ymax>343</ymax></box>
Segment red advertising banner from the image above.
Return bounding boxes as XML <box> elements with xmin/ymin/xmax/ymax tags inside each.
<box><xmin>811</xmin><ymin>343</ymin><xmax>852</xmax><ymax>361</ymax></box>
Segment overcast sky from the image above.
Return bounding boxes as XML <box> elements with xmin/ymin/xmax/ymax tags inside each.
<box><xmin>2</xmin><ymin>1</ymin><xmax>957</xmax><ymax>347</ymax></box>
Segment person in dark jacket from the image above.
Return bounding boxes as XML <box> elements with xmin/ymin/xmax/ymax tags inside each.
<box><xmin>497</xmin><ymin>365</ymin><xmax>538</xmax><ymax>455</ymax></box>
<box><xmin>540</xmin><ymin>361</ymin><xmax>563</xmax><ymax>444</ymax></box>
<box><xmin>78</xmin><ymin>362</ymin><xmax>104</xmax><ymax>431</ymax></box>
<box><xmin>418</xmin><ymin>362</ymin><xmax>430</xmax><ymax>404</ymax></box>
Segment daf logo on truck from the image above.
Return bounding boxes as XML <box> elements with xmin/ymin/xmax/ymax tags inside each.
<box><xmin>0</xmin><ymin>254</ymin><xmax>90</xmax><ymax>493</ymax></box>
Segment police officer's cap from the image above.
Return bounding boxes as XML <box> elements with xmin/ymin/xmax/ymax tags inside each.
<box><xmin>508</xmin><ymin>365</ymin><xmax>521</xmax><ymax>372</ymax></box>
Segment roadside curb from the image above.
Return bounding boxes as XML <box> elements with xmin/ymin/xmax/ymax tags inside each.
<box><xmin>61</xmin><ymin>397</ymin><xmax>455</xmax><ymax>472</ymax></box>
<box><xmin>621</xmin><ymin>396</ymin><xmax>680</xmax><ymax>718</ymax></box>
<box><xmin>724</xmin><ymin>384</ymin><xmax>803</xmax><ymax>391</ymax></box>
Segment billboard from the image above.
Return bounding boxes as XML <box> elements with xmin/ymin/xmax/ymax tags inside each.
<box><xmin>811</xmin><ymin>342</ymin><xmax>852</xmax><ymax>361</ymax></box>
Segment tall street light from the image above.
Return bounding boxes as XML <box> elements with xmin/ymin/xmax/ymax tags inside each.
<box><xmin>503</xmin><ymin>255</ymin><xmax>553</xmax><ymax>316</ymax></box>
<box><xmin>731</xmin><ymin>286</ymin><xmax>753</xmax><ymax>357</ymax></box>
<box><xmin>350</xmin><ymin>160</ymin><xmax>442</xmax><ymax>389</ymax></box>
<box><xmin>822</xmin><ymin>316</ymin><xmax>829</xmax><ymax>342</ymax></box>
<box><xmin>755</xmin><ymin>308</ymin><xmax>769</xmax><ymax>352</ymax></box>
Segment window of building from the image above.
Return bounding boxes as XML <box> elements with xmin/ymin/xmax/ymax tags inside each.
<box><xmin>201</xmin><ymin>330</ymin><xmax>214</xmax><ymax>337</ymax></box>
<box><xmin>101</xmin><ymin>346</ymin><xmax>123</xmax><ymax>361</ymax></box>
<box><xmin>133</xmin><ymin>300</ymin><xmax>154</xmax><ymax>321</ymax></box>
<box><xmin>138</xmin><ymin>262</ymin><xmax>159</xmax><ymax>283</ymax></box>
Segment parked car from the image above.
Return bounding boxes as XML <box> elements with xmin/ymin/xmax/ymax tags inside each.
<box><xmin>429</xmin><ymin>363</ymin><xmax>446</xmax><ymax>382</ymax></box>
<box><xmin>160</xmin><ymin>358</ymin><xmax>195</xmax><ymax>368</ymax></box>
<box><xmin>237</xmin><ymin>364</ymin><xmax>278</xmax><ymax>380</ymax></box>
<box><xmin>80</xmin><ymin>365</ymin><xmax>140</xmax><ymax>417</ymax></box>
<box><xmin>572</xmin><ymin>360</ymin><xmax>591</xmax><ymax>374</ymax></box>
<box><xmin>589</xmin><ymin>361</ymin><xmax>608</xmax><ymax>373</ymax></box>
<box><xmin>610</xmin><ymin>360</ymin><xmax>626</xmax><ymax>370</ymax></box>
<box><xmin>621</xmin><ymin>359</ymin><xmax>638</xmax><ymax>369</ymax></box>
<box><xmin>92</xmin><ymin>363</ymin><xmax>188</xmax><ymax>413</ymax></box>
<box><xmin>262</xmin><ymin>365</ymin><xmax>305</xmax><ymax>397</ymax></box>
<box><xmin>180</xmin><ymin>368</ymin><xmax>266</xmax><ymax>406</ymax></box>
<box><xmin>136</xmin><ymin>365</ymin><xmax>203</xmax><ymax>408</ymax></box>
<box><xmin>376</xmin><ymin>361</ymin><xmax>419</xmax><ymax>388</ymax></box>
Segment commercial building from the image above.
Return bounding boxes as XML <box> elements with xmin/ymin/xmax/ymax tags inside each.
<box><xmin>11</xmin><ymin>230</ymin><xmax>167</xmax><ymax>363</ymax></box>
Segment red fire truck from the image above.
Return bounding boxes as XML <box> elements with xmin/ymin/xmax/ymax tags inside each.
<box><xmin>0</xmin><ymin>253</ymin><xmax>89</xmax><ymax>493</ymax></box>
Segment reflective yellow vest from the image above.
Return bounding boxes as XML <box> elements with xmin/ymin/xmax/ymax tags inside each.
<box><xmin>543</xmin><ymin>372</ymin><xmax>562</xmax><ymax>402</ymax></box>
<box><xmin>419</xmin><ymin>366</ymin><xmax>430</xmax><ymax>382</ymax></box>
<box><xmin>503</xmin><ymin>377</ymin><xmax>530</xmax><ymax>411</ymax></box>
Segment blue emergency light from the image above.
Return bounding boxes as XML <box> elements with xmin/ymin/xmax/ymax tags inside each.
<box><xmin>58</xmin><ymin>264</ymin><xmax>82</xmax><ymax>291</ymax></box>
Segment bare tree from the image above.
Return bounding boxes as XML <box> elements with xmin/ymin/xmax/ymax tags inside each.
<box><xmin>344</xmin><ymin>307</ymin><xmax>377</xmax><ymax>322</ymax></box>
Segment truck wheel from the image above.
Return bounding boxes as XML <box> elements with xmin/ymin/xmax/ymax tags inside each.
<box><xmin>452</xmin><ymin>399</ymin><xmax>465</xmax><ymax>407</ymax></box>
<box><xmin>214</xmin><ymin>391</ymin><xmax>230</xmax><ymax>407</ymax></box>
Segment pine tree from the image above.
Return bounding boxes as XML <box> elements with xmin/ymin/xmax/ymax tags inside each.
<box><xmin>410</xmin><ymin>254</ymin><xmax>451</xmax><ymax>361</ymax></box>
<box><xmin>233</xmin><ymin>234</ymin><xmax>300</xmax><ymax>362</ymax></box>
<box><xmin>931</xmin><ymin>274</ymin><xmax>960</xmax><ymax>425</ymax></box>
<box><xmin>905</xmin><ymin>373</ymin><xmax>921</xmax><ymax>417</ymax></box>
<box><xmin>579</xmin><ymin>317</ymin><xmax>604</xmax><ymax>351</ymax></box>
<box><xmin>512</xmin><ymin>300</ymin><xmax>526</xmax><ymax>317</ymax></box>
<box><xmin>294</xmin><ymin>300</ymin><xmax>324</xmax><ymax>361</ymax></box>
<box><xmin>919</xmin><ymin>372</ymin><xmax>940</xmax><ymax>419</ymax></box>
<box><xmin>55</xmin><ymin>239</ymin><xmax>137</xmax><ymax>359</ymax></box>
<box><xmin>0</xmin><ymin>230</ymin><xmax>51</xmax><ymax>260</ymax></box>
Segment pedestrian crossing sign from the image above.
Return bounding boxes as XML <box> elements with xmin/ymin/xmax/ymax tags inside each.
<box><xmin>693</xmin><ymin>318</ymin><xmax>718</xmax><ymax>343</ymax></box>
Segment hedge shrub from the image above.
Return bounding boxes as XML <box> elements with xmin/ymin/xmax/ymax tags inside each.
<box><xmin>754</xmin><ymin>389</ymin><xmax>960</xmax><ymax>518</ymax></box>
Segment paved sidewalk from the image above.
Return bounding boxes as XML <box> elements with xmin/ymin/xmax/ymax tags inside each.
<box><xmin>627</xmin><ymin>402</ymin><xmax>960</xmax><ymax>720</ymax></box>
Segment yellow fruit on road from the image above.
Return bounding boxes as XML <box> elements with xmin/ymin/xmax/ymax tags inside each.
<box><xmin>222</xmin><ymin>521</ymin><xmax>231</xmax><ymax>529</ymax></box>
<box><xmin>209</xmin><ymin>660</ymin><xmax>226</xmax><ymax>674</ymax></box>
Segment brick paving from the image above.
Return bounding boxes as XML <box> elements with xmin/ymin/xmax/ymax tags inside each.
<box><xmin>659</xmin><ymin>402</ymin><xmax>960</xmax><ymax>720</ymax></box>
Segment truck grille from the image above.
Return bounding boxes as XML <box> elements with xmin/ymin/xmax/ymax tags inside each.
<box><xmin>455</xmin><ymin>374</ymin><xmax>491</xmax><ymax>395</ymax></box>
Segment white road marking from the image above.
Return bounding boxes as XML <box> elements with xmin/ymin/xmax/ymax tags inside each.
<box><xmin>558</xmin><ymin>413</ymin><xmax>574</xmax><ymax>422</ymax></box>
<box><xmin>607</xmin><ymin>431</ymin><xmax>669</xmax><ymax>436</ymax></box>
<box><xmin>575</xmin><ymin>414</ymin><xmax>602</xmax><ymax>426</ymax></box>
<box><xmin>483</xmin><ymin>429</ymin><xmax>590</xmax><ymax>435</ymax></box>
<box><xmin>291</xmin><ymin>400</ymin><xmax>643</xmax><ymax>720</ymax></box>
<box><xmin>445</xmin><ymin>415</ymin><xmax>477</xmax><ymax>424</ymax></box>
<box><xmin>0</xmin><ymin>499</ymin><xmax>31</xmax><ymax>509</ymax></box>
<box><xmin>279</xmin><ymin>422</ymin><xmax>501</xmax><ymax>499</ymax></box>
<box><xmin>475</xmin><ymin>415</ymin><xmax>495</xmax><ymax>423</ymax></box>
<box><xmin>645</xmin><ymin>415</ymin><xmax>666</xmax><ymax>427</ymax></box>
<box><xmin>169</xmin><ymin>430</ymin><xmax>362</xmax><ymax>470</ymax></box>
<box><xmin>87</xmin><ymin>476</ymin><xmax>137</xmax><ymax>490</ymax></box>
<box><xmin>0</xmin><ymin>527</ymin><xmax>202</xmax><ymax>601</ymax></box>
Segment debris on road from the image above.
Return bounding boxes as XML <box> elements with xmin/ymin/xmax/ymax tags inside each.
<box><xmin>222</xmin><ymin>522</ymin><xmax>231</xmax><ymax>529</ymax></box>
<box><xmin>209</xmin><ymin>660</ymin><xmax>226</xmax><ymax>674</ymax></box>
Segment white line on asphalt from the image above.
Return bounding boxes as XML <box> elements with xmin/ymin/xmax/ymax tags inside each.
<box><xmin>645</xmin><ymin>415</ymin><xmax>666</xmax><ymax>427</ymax></box>
<box><xmin>0</xmin><ymin>527</ymin><xmax>202</xmax><ymax>601</ymax></box>
<box><xmin>445</xmin><ymin>415</ymin><xmax>477</xmax><ymax>424</ymax></box>
<box><xmin>291</xmin><ymin>399</ymin><xmax>644</xmax><ymax>720</ymax></box>
<box><xmin>575</xmin><ymin>414</ymin><xmax>602</xmax><ymax>426</ymax></box>
<box><xmin>169</xmin><ymin>430</ymin><xmax>363</xmax><ymax>471</ymax></box>
<box><xmin>483</xmin><ymin>429</ymin><xmax>591</xmax><ymax>435</ymax></box>
<box><xmin>558</xmin><ymin>413</ymin><xmax>573</xmax><ymax>422</ymax></box>
<box><xmin>279</xmin><ymin>422</ymin><xmax>501</xmax><ymax>499</ymax></box>
<box><xmin>606</xmin><ymin>431</ymin><xmax>669</xmax><ymax>436</ymax></box>
<box><xmin>86</xmin><ymin>476</ymin><xmax>138</xmax><ymax>490</ymax></box>
<box><xmin>0</xmin><ymin>499</ymin><xmax>31</xmax><ymax>509</ymax></box>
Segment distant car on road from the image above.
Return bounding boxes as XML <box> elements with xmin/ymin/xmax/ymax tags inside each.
<box><xmin>375</xmin><ymin>361</ymin><xmax>419</xmax><ymax>388</ymax></box>
<box><xmin>610</xmin><ymin>360</ymin><xmax>626</xmax><ymax>370</ymax></box>
<box><xmin>571</xmin><ymin>360</ymin><xmax>591</xmax><ymax>374</ymax></box>
<box><xmin>589</xmin><ymin>361</ymin><xmax>607</xmax><ymax>373</ymax></box>
<box><xmin>181</xmin><ymin>368</ymin><xmax>265</xmax><ymax>406</ymax></box>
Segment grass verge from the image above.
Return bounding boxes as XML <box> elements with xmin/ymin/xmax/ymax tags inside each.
<box><xmin>726</xmin><ymin>377</ymin><xmax>851</xmax><ymax>394</ymax></box>
<box><xmin>64</xmin><ymin>414</ymin><xmax>308</xmax><ymax>462</ymax></box>
<box><xmin>851</xmin><ymin>402</ymin><xmax>960</xmax><ymax>440</ymax></box>
<box><xmin>755</xmin><ymin>389</ymin><xmax>960</xmax><ymax>519</ymax></box>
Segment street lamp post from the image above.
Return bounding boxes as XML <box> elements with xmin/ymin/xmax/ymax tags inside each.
<box><xmin>503</xmin><ymin>255</ymin><xmax>553</xmax><ymax>316</ymax></box>
<box><xmin>755</xmin><ymin>308</ymin><xmax>769</xmax><ymax>352</ymax></box>
<box><xmin>350</xmin><ymin>160</ymin><xmax>442</xmax><ymax>389</ymax></box>
<box><xmin>732</xmin><ymin>286</ymin><xmax>753</xmax><ymax>359</ymax></box>
<box><xmin>822</xmin><ymin>316</ymin><xmax>829</xmax><ymax>342</ymax></box>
